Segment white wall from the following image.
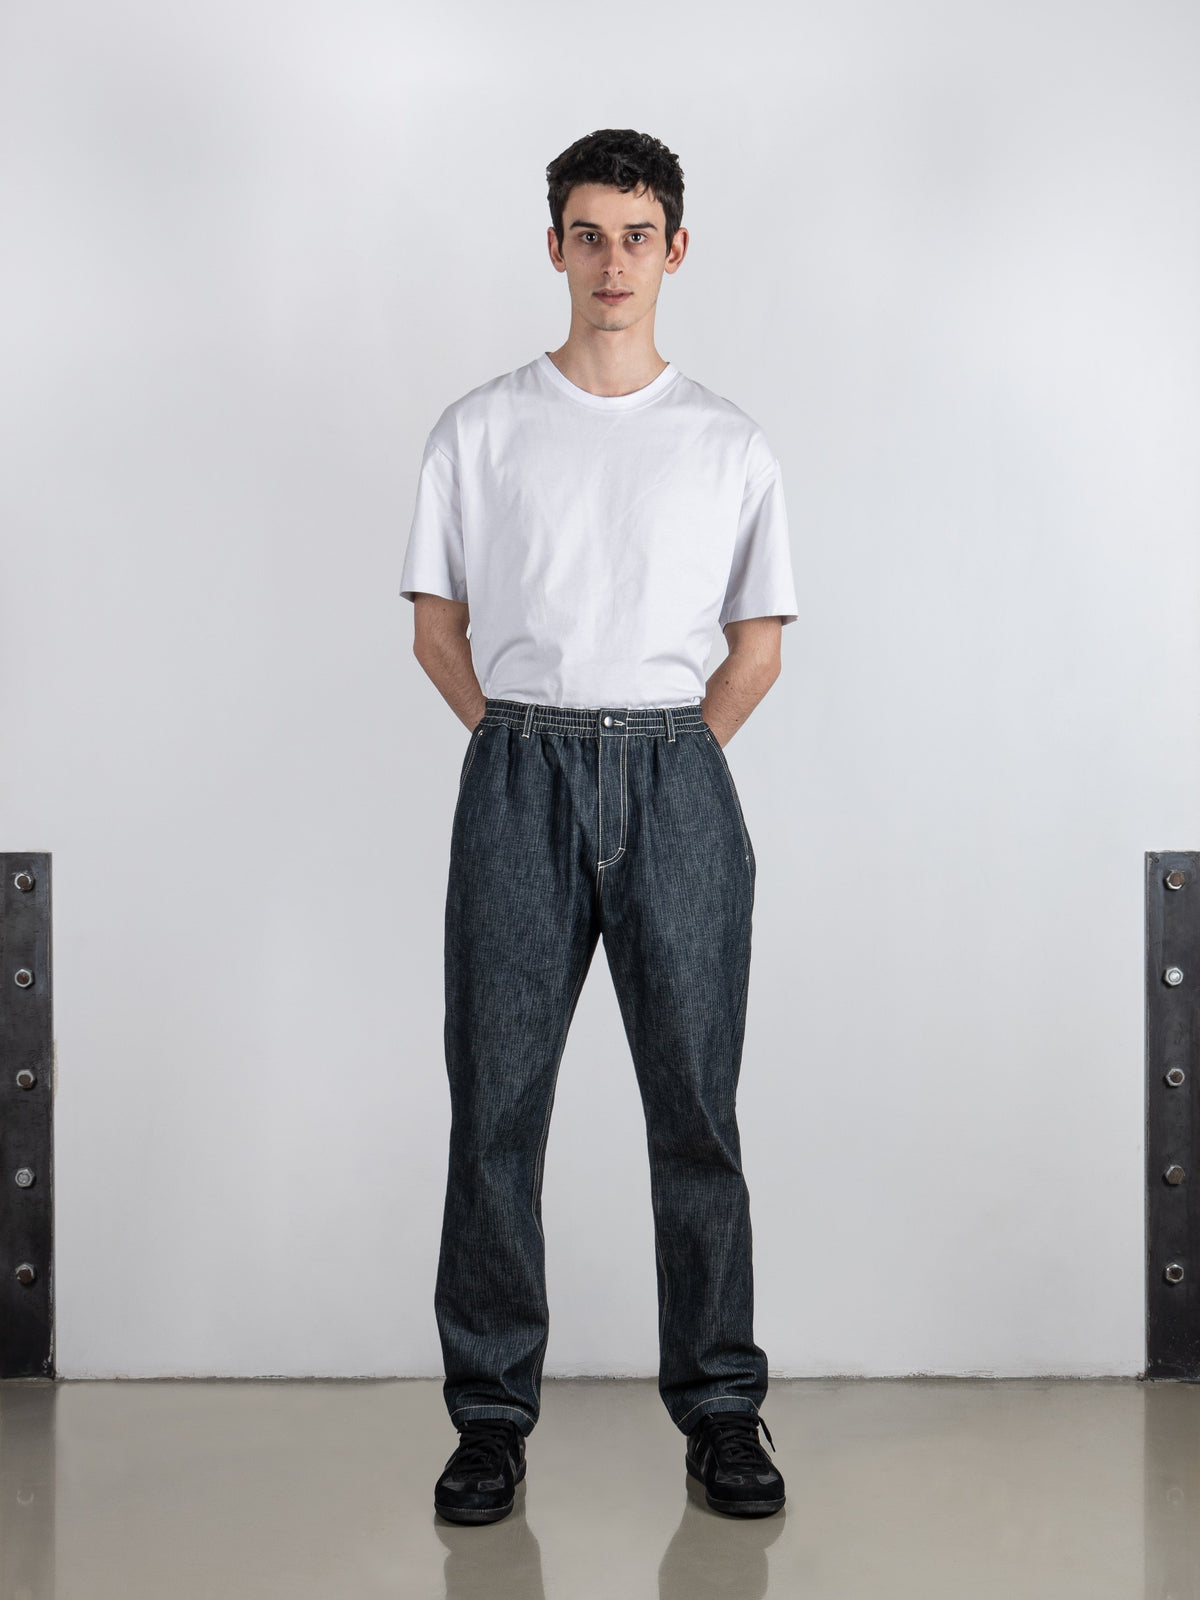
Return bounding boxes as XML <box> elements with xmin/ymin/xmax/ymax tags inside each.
<box><xmin>0</xmin><ymin>0</ymin><xmax>1195</xmax><ymax>1380</ymax></box>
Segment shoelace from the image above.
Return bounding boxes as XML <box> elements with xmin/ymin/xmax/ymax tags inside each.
<box><xmin>450</xmin><ymin>1418</ymin><xmax>520</xmax><ymax>1474</ymax></box>
<box><xmin>701</xmin><ymin>1411</ymin><xmax>776</xmax><ymax>1466</ymax></box>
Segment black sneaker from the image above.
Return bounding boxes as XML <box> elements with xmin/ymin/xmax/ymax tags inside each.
<box><xmin>434</xmin><ymin>1418</ymin><xmax>527</xmax><ymax>1525</ymax></box>
<box><xmin>685</xmin><ymin>1411</ymin><xmax>785</xmax><ymax>1517</ymax></box>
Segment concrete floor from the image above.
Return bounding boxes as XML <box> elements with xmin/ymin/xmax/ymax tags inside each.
<box><xmin>0</xmin><ymin>1374</ymin><xmax>1195</xmax><ymax>1598</ymax></box>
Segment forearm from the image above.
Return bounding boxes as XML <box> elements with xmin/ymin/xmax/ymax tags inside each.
<box><xmin>414</xmin><ymin>629</ymin><xmax>487</xmax><ymax>732</ymax></box>
<box><xmin>700</xmin><ymin>648</ymin><xmax>780</xmax><ymax>747</ymax></box>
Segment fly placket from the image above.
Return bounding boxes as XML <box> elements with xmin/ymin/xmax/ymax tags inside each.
<box><xmin>596</xmin><ymin>710</ymin><xmax>630</xmax><ymax>871</ymax></box>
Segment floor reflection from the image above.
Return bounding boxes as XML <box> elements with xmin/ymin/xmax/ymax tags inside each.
<box><xmin>657</xmin><ymin>1476</ymin><xmax>785</xmax><ymax>1600</ymax></box>
<box><xmin>438</xmin><ymin>1482</ymin><xmax>545</xmax><ymax>1598</ymax></box>
<box><xmin>0</xmin><ymin>1375</ymin><xmax>1194</xmax><ymax>1598</ymax></box>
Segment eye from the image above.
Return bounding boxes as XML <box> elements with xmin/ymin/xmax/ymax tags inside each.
<box><xmin>628</xmin><ymin>233</ymin><xmax>646</xmax><ymax>243</ymax></box>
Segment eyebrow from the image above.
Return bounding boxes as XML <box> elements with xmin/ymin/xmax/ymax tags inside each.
<box><xmin>567</xmin><ymin>220</ymin><xmax>658</xmax><ymax>231</ymax></box>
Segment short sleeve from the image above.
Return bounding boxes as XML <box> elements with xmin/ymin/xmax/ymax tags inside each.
<box><xmin>718</xmin><ymin>454</ymin><xmax>798</xmax><ymax>629</ymax></box>
<box><xmin>399</xmin><ymin>437</ymin><xmax>467</xmax><ymax>604</ymax></box>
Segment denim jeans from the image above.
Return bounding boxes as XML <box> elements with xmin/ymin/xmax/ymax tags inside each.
<box><xmin>435</xmin><ymin>696</ymin><xmax>769</xmax><ymax>1438</ymax></box>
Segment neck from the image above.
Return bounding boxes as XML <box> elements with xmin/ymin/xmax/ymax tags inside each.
<box><xmin>546</xmin><ymin>320</ymin><xmax>668</xmax><ymax>398</ymax></box>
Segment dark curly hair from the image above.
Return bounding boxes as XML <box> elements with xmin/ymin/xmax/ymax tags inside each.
<box><xmin>546</xmin><ymin>129</ymin><xmax>685</xmax><ymax>256</ymax></box>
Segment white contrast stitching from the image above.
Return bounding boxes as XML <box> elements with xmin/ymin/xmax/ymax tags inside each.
<box><xmin>704</xmin><ymin>730</ymin><xmax>753</xmax><ymax>871</ymax></box>
<box><xmin>450</xmin><ymin>1403</ymin><xmax>533</xmax><ymax>1424</ymax></box>
<box><xmin>677</xmin><ymin>1395</ymin><xmax>760</xmax><ymax>1425</ymax></box>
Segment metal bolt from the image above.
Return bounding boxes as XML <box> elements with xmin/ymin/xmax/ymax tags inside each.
<box><xmin>1165</xmin><ymin>1262</ymin><xmax>1185</xmax><ymax>1284</ymax></box>
<box><xmin>14</xmin><ymin>1168</ymin><xmax>34</xmax><ymax>1189</ymax></box>
<box><xmin>1165</xmin><ymin>1164</ymin><xmax>1187</xmax><ymax>1185</ymax></box>
<box><xmin>13</xmin><ymin>869</ymin><xmax>34</xmax><ymax>892</ymax></box>
<box><xmin>1166</xmin><ymin>1067</ymin><xmax>1186</xmax><ymax>1087</ymax></box>
<box><xmin>14</xmin><ymin>968</ymin><xmax>33</xmax><ymax>988</ymax></box>
<box><xmin>1166</xmin><ymin>870</ymin><xmax>1186</xmax><ymax>890</ymax></box>
<box><xmin>1165</xmin><ymin>967</ymin><xmax>1184</xmax><ymax>986</ymax></box>
<box><xmin>14</xmin><ymin>1262</ymin><xmax>36</xmax><ymax>1286</ymax></box>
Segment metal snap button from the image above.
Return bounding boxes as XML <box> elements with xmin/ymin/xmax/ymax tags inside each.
<box><xmin>602</xmin><ymin>715</ymin><xmax>613</xmax><ymax>727</ymax></box>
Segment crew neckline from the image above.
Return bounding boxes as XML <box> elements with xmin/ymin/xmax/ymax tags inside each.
<box><xmin>536</xmin><ymin>352</ymin><xmax>681</xmax><ymax>411</ymax></box>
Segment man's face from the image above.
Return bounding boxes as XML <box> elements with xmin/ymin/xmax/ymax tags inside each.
<box><xmin>547</xmin><ymin>182</ymin><xmax>687</xmax><ymax>334</ymax></box>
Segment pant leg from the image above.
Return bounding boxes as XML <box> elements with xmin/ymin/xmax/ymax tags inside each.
<box><xmin>597</xmin><ymin>720</ymin><xmax>769</xmax><ymax>1433</ymax></box>
<box><xmin>436</xmin><ymin>711</ymin><xmax>601</xmax><ymax>1437</ymax></box>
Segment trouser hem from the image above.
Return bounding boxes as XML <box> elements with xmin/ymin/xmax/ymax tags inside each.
<box><xmin>448</xmin><ymin>1403</ymin><xmax>537</xmax><ymax>1437</ymax></box>
<box><xmin>672</xmin><ymin>1397</ymin><xmax>762</xmax><ymax>1435</ymax></box>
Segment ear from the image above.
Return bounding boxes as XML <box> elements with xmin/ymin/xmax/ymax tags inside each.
<box><xmin>547</xmin><ymin>226</ymin><xmax>567</xmax><ymax>273</ymax></box>
<box><xmin>663</xmin><ymin>227</ymin><xmax>689</xmax><ymax>274</ymax></box>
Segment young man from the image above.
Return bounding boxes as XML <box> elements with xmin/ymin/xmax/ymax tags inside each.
<box><xmin>400</xmin><ymin>128</ymin><xmax>797</xmax><ymax>1525</ymax></box>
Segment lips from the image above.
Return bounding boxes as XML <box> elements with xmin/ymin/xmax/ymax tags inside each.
<box><xmin>597</xmin><ymin>291</ymin><xmax>630</xmax><ymax>300</ymax></box>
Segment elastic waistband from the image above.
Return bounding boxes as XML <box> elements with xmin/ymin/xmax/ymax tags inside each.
<box><xmin>482</xmin><ymin>697</ymin><xmax>707</xmax><ymax>739</ymax></box>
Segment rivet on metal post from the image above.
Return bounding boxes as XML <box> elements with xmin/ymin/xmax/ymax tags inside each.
<box><xmin>13</xmin><ymin>869</ymin><xmax>35</xmax><ymax>892</ymax></box>
<box><xmin>1165</xmin><ymin>1165</ymin><xmax>1187</xmax><ymax>1185</ymax></box>
<box><xmin>1165</xmin><ymin>1067</ymin><xmax>1186</xmax><ymax>1087</ymax></box>
<box><xmin>1164</xmin><ymin>967</ymin><xmax>1184</xmax><ymax>986</ymax></box>
<box><xmin>1166</xmin><ymin>870</ymin><xmax>1187</xmax><ymax>890</ymax></box>
<box><xmin>1164</xmin><ymin>1263</ymin><xmax>1185</xmax><ymax>1284</ymax></box>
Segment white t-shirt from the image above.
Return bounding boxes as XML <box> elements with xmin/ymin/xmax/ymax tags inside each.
<box><xmin>399</xmin><ymin>352</ymin><xmax>798</xmax><ymax>709</ymax></box>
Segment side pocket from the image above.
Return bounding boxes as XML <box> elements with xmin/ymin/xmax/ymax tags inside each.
<box><xmin>457</xmin><ymin>721</ymin><xmax>486</xmax><ymax>797</ymax></box>
<box><xmin>703</xmin><ymin>729</ymin><xmax>754</xmax><ymax>871</ymax></box>
<box><xmin>450</xmin><ymin>722</ymin><xmax>488</xmax><ymax>839</ymax></box>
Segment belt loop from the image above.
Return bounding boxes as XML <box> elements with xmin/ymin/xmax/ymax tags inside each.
<box><xmin>521</xmin><ymin>703</ymin><xmax>535</xmax><ymax>739</ymax></box>
<box><xmin>664</xmin><ymin>707</ymin><xmax>676</xmax><ymax>743</ymax></box>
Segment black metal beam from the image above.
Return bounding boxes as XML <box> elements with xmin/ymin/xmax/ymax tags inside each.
<box><xmin>1146</xmin><ymin>850</ymin><xmax>1200</xmax><ymax>1379</ymax></box>
<box><xmin>0</xmin><ymin>853</ymin><xmax>54</xmax><ymax>1378</ymax></box>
